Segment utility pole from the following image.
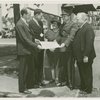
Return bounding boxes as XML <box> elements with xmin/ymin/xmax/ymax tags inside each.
<box><xmin>13</xmin><ymin>4</ymin><xmax>20</xmax><ymax>25</ymax></box>
<box><xmin>13</xmin><ymin>4</ymin><xmax>20</xmax><ymax>56</ymax></box>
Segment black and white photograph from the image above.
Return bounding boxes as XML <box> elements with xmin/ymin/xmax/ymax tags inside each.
<box><xmin>0</xmin><ymin>0</ymin><xmax>100</xmax><ymax>98</ymax></box>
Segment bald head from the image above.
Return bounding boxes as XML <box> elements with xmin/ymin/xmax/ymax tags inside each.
<box><xmin>77</xmin><ymin>13</ymin><xmax>88</xmax><ymax>24</ymax></box>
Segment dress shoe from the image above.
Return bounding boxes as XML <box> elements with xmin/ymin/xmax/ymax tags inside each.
<box><xmin>57</xmin><ymin>82</ymin><xmax>66</xmax><ymax>87</ymax></box>
<box><xmin>55</xmin><ymin>79</ymin><xmax>59</xmax><ymax>84</ymax></box>
<box><xmin>39</xmin><ymin>82</ymin><xmax>46</xmax><ymax>86</ymax></box>
<box><xmin>49</xmin><ymin>79</ymin><xmax>55</xmax><ymax>84</ymax></box>
<box><xmin>80</xmin><ymin>89</ymin><xmax>92</xmax><ymax>94</ymax></box>
<box><xmin>20</xmin><ymin>90</ymin><xmax>32</xmax><ymax>94</ymax></box>
<box><xmin>68</xmin><ymin>84</ymin><xmax>73</xmax><ymax>90</ymax></box>
<box><xmin>56</xmin><ymin>82</ymin><xmax>62</xmax><ymax>87</ymax></box>
<box><xmin>61</xmin><ymin>82</ymin><xmax>66</xmax><ymax>86</ymax></box>
<box><xmin>79</xmin><ymin>90</ymin><xmax>87</xmax><ymax>95</ymax></box>
<box><xmin>85</xmin><ymin>90</ymin><xmax>92</xmax><ymax>94</ymax></box>
<box><xmin>69</xmin><ymin>86</ymin><xmax>73</xmax><ymax>90</ymax></box>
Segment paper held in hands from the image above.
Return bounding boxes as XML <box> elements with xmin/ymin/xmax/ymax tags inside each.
<box><xmin>39</xmin><ymin>41</ymin><xmax>61</xmax><ymax>49</ymax></box>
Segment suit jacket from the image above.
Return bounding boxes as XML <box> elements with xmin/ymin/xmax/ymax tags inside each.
<box><xmin>16</xmin><ymin>19</ymin><xmax>38</xmax><ymax>55</ymax></box>
<box><xmin>59</xmin><ymin>21</ymin><xmax>79</xmax><ymax>47</ymax></box>
<box><xmin>73</xmin><ymin>22</ymin><xmax>96</xmax><ymax>62</ymax></box>
<box><xmin>29</xmin><ymin>18</ymin><xmax>44</xmax><ymax>41</ymax></box>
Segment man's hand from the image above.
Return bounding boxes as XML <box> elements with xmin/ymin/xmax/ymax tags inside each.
<box><xmin>35</xmin><ymin>39</ymin><xmax>40</xmax><ymax>43</ymax></box>
<box><xmin>49</xmin><ymin>48</ymin><xmax>55</xmax><ymax>52</ymax></box>
<box><xmin>60</xmin><ymin>43</ymin><xmax>65</xmax><ymax>48</ymax></box>
<box><xmin>83</xmin><ymin>56</ymin><xmax>88</xmax><ymax>63</ymax></box>
<box><xmin>37</xmin><ymin>45</ymin><xmax>43</xmax><ymax>49</ymax></box>
<box><xmin>35</xmin><ymin>39</ymin><xmax>41</xmax><ymax>45</ymax></box>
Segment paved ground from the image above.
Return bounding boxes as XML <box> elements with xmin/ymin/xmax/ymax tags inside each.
<box><xmin>0</xmin><ymin>75</ymin><xmax>79</xmax><ymax>97</ymax></box>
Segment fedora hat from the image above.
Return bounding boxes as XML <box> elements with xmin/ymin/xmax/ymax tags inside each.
<box><xmin>61</xmin><ymin>4</ymin><xmax>74</xmax><ymax>16</ymax></box>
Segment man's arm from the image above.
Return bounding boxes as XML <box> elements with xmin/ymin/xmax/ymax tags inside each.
<box><xmin>83</xmin><ymin>27</ymin><xmax>95</xmax><ymax>57</ymax></box>
<box><xmin>64</xmin><ymin>23</ymin><xmax>79</xmax><ymax>47</ymax></box>
<box><xmin>16</xmin><ymin>24</ymin><xmax>38</xmax><ymax>48</ymax></box>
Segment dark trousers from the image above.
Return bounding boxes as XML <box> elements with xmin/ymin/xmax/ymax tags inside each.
<box><xmin>35</xmin><ymin>50</ymin><xmax>44</xmax><ymax>84</ymax></box>
<box><xmin>77</xmin><ymin>60</ymin><xmax>93</xmax><ymax>93</ymax></box>
<box><xmin>58</xmin><ymin>52</ymin><xmax>75</xmax><ymax>87</ymax></box>
<box><xmin>18</xmin><ymin>55</ymin><xmax>36</xmax><ymax>92</ymax></box>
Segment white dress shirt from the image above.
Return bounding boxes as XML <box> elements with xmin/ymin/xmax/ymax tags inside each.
<box><xmin>21</xmin><ymin>17</ymin><xmax>28</xmax><ymax>26</ymax></box>
<box><xmin>33</xmin><ymin>17</ymin><xmax>40</xmax><ymax>27</ymax></box>
<box><xmin>80</xmin><ymin>21</ymin><xmax>87</xmax><ymax>28</ymax></box>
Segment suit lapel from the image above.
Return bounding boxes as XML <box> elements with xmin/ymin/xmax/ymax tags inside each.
<box><xmin>20</xmin><ymin>19</ymin><xmax>30</xmax><ymax>32</ymax></box>
<box><xmin>32</xmin><ymin>19</ymin><xmax>42</xmax><ymax>30</ymax></box>
<box><xmin>75</xmin><ymin>22</ymin><xmax>88</xmax><ymax>36</ymax></box>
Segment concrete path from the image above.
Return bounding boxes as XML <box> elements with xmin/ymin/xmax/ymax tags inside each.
<box><xmin>0</xmin><ymin>75</ymin><xmax>79</xmax><ymax>97</ymax></box>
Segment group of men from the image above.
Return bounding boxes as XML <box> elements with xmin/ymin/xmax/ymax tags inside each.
<box><xmin>16</xmin><ymin>5</ymin><xmax>96</xmax><ymax>95</ymax></box>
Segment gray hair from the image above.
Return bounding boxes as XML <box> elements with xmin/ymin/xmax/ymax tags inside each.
<box><xmin>77</xmin><ymin>12</ymin><xmax>88</xmax><ymax>21</ymax></box>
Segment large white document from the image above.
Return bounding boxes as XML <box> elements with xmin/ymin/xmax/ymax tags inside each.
<box><xmin>39</xmin><ymin>41</ymin><xmax>61</xmax><ymax>49</ymax></box>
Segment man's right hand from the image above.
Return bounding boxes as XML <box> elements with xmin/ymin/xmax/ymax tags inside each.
<box><xmin>49</xmin><ymin>48</ymin><xmax>55</xmax><ymax>52</ymax></box>
<box><xmin>37</xmin><ymin>45</ymin><xmax>43</xmax><ymax>49</ymax></box>
<box><xmin>60</xmin><ymin>43</ymin><xmax>65</xmax><ymax>48</ymax></box>
<box><xmin>35</xmin><ymin>39</ymin><xmax>41</xmax><ymax>45</ymax></box>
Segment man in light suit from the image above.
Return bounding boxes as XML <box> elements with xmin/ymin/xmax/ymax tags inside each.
<box><xmin>16</xmin><ymin>8</ymin><xmax>42</xmax><ymax>94</ymax></box>
<box><xmin>29</xmin><ymin>9</ymin><xmax>44</xmax><ymax>87</ymax></box>
<box><xmin>73</xmin><ymin>13</ymin><xmax>96</xmax><ymax>94</ymax></box>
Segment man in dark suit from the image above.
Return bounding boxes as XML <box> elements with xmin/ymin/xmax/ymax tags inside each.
<box><xmin>73</xmin><ymin>13</ymin><xmax>96</xmax><ymax>94</ymax></box>
<box><xmin>16</xmin><ymin>8</ymin><xmax>42</xmax><ymax>94</ymax></box>
<box><xmin>56</xmin><ymin>5</ymin><xmax>79</xmax><ymax>90</ymax></box>
<box><xmin>29</xmin><ymin>9</ymin><xmax>44</xmax><ymax>87</ymax></box>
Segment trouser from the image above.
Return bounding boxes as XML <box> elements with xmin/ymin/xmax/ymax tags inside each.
<box><xmin>77</xmin><ymin>60</ymin><xmax>93</xmax><ymax>93</ymax></box>
<box><xmin>58</xmin><ymin>52</ymin><xmax>75</xmax><ymax>87</ymax></box>
<box><xmin>18</xmin><ymin>55</ymin><xmax>36</xmax><ymax>92</ymax></box>
<box><xmin>35</xmin><ymin>50</ymin><xmax>44</xmax><ymax>84</ymax></box>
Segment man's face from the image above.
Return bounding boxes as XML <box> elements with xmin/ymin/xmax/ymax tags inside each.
<box><xmin>43</xmin><ymin>26</ymin><xmax>48</xmax><ymax>34</ymax></box>
<box><xmin>62</xmin><ymin>14</ymin><xmax>70</xmax><ymax>23</ymax></box>
<box><xmin>37</xmin><ymin>13</ymin><xmax>43</xmax><ymax>21</ymax></box>
<box><xmin>24</xmin><ymin>10</ymin><xmax>31</xmax><ymax>22</ymax></box>
<box><xmin>51</xmin><ymin>22</ymin><xmax>58</xmax><ymax>29</ymax></box>
<box><xmin>61</xmin><ymin>10</ymin><xmax>70</xmax><ymax>23</ymax></box>
<box><xmin>77</xmin><ymin>14</ymin><xmax>84</xmax><ymax>25</ymax></box>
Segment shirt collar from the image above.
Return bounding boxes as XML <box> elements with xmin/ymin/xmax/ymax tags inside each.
<box><xmin>21</xmin><ymin>17</ymin><xmax>28</xmax><ymax>26</ymax></box>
